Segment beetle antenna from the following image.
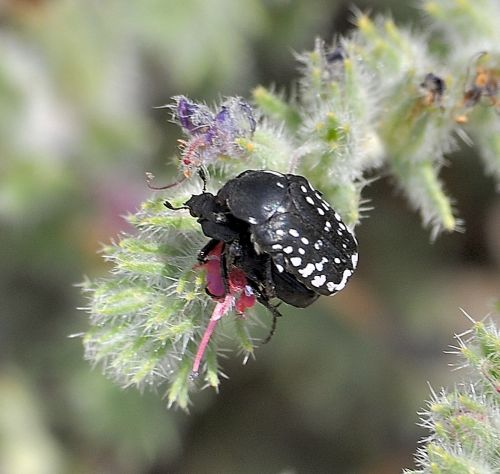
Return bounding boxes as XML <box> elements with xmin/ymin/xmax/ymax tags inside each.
<box><xmin>164</xmin><ymin>201</ymin><xmax>189</xmax><ymax>211</ymax></box>
<box><xmin>146</xmin><ymin>172</ymin><xmax>187</xmax><ymax>190</ymax></box>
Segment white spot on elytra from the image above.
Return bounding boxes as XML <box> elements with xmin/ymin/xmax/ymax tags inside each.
<box><xmin>342</xmin><ymin>243</ymin><xmax>347</xmax><ymax>249</ymax></box>
<box><xmin>315</xmin><ymin>192</ymin><xmax>322</xmax><ymax>199</ymax></box>
<box><xmin>275</xmin><ymin>264</ymin><xmax>284</xmax><ymax>273</ymax></box>
<box><xmin>276</xmin><ymin>182</ymin><xmax>284</xmax><ymax>188</ymax></box>
<box><xmin>290</xmin><ymin>257</ymin><xmax>302</xmax><ymax>267</ymax></box>
<box><xmin>289</xmin><ymin>229</ymin><xmax>299</xmax><ymax>237</ymax></box>
<box><xmin>311</xmin><ymin>275</ymin><xmax>326</xmax><ymax>288</ymax></box>
<box><xmin>339</xmin><ymin>222</ymin><xmax>346</xmax><ymax>230</ymax></box>
<box><xmin>306</xmin><ymin>196</ymin><xmax>314</xmax><ymax>205</ymax></box>
<box><xmin>301</xmin><ymin>237</ymin><xmax>309</xmax><ymax>245</ymax></box>
<box><xmin>317</xmin><ymin>207</ymin><xmax>325</xmax><ymax>215</ymax></box>
<box><xmin>300</xmin><ymin>185</ymin><xmax>307</xmax><ymax>193</ymax></box>
<box><xmin>315</xmin><ymin>262</ymin><xmax>324</xmax><ymax>271</ymax></box>
<box><xmin>248</xmin><ymin>217</ymin><xmax>257</xmax><ymax>224</ymax></box>
<box><xmin>321</xmin><ymin>257</ymin><xmax>328</xmax><ymax>264</ymax></box>
<box><xmin>327</xmin><ymin>282</ymin><xmax>336</xmax><ymax>292</ymax></box>
<box><xmin>283</xmin><ymin>246</ymin><xmax>293</xmax><ymax>254</ymax></box>
<box><xmin>276</xmin><ymin>229</ymin><xmax>285</xmax><ymax>236</ymax></box>
<box><xmin>299</xmin><ymin>263</ymin><xmax>315</xmax><ymax>277</ymax></box>
<box><xmin>325</xmin><ymin>221</ymin><xmax>332</xmax><ymax>228</ymax></box>
<box><xmin>322</xmin><ymin>201</ymin><xmax>329</xmax><ymax>210</ymax></box>
<box><xmin>337</xmin><ymin>229</ymin><xmax>343</xmax><ymax>236</ymax></box>
<box><xmin>334</xmin><ymin>269</ymin><xmax>352</xmax><ymax>291</ymax></box>
<box><xmin>277</xmin><ymin>206</ymin><xmax>287</xmax><ymax>213</ymax></box>
<box><xmin>335</xmin><ymin>212</ymin><xmax>341</xmax><ymax>221</ymax></box>
<box><xmin>272</xmin><ymin>244</ymin><xmax>283</xmax><ymax>250</ymax></box>
<box><xmin>351</xmin><ymin>253</ymin><xmax>358</xmax><ymax>268</ymax></box>
<box><xmin>314</xmin><ymin>240</ymin><xmax>323</xmax><ymax>250</ymax></box>
<box><xmin>298</xmin><ymin>248</ymin><xmax>305</xmax><ymax>255</ymax></box>
<box><xmin>334</xmin><ymin>257</ymin><xmax>341</xmax><ymax>264</ymax></box>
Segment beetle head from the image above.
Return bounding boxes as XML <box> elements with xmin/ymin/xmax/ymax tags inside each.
<box><xmin>184</xmin><ymin>192</ymin><xmax>218</xmax><ymax>218</ymax></box>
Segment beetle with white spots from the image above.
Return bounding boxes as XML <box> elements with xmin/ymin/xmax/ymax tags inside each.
<box><xmin>169</xmin><ymin>168</ymin><xmax>359</xmax><ymax>356</ymax></box>
<box><xmin>225</xmin><ymin>170</ymin><xmax>358</xmax><ymax>297</ymax></box>
<box><xmin>182</xmin><ymin>169</ymin><xmax>358</xmax><ymax>302</ymax></box>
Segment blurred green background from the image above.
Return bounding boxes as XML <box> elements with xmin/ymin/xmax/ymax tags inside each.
<box><xmin>1</xmin><ymin>1</ymin><xmax>499</xmax><ymax>473</ymax></box>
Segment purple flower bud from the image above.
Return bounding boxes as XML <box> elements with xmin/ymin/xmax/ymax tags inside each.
<box><xmin>172</xmin><ymin>96</ymin><xmax>214</xmax><ymax>135</ymax></box>
<box><xmin>214</xmin><ymin>106</ymin><xmax>231</xmax><ymax>127</ymax></box>
<box><xmin>219</xmin><ymin>97</ymin><xmax>256</xmax><ymax>138</ymax></box>
<box><xmin>165</xmin><ymin>95</ymin><xmax>257</xmax><ymax>180</ymax></box>
<box><xmin>209</xmin><ymin>98</ymin><xmax>256</xmax><ymax>155</ymax></box>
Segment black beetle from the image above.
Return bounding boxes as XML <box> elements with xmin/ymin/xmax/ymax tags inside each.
<box><xmin>168</xmin><ymin>170</ymin><xmax>358</xmax><ymax>309</ymax></box>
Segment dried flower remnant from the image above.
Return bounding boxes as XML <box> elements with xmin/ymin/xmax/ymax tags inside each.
<box><xmin>420</xmin><ymin>73</ymin><xmax>446</xmax><ymax>106</ymax></box>
<box><xmin>455</xmin><ymin>53</ymin><xmax>500</xmax><ymax>123</ymax></box>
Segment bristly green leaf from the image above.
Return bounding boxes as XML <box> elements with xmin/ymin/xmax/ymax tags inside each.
<box><xmin>405</xmin><ymin>313</ymin><xmax>500</xmax><ymax>474</ymax></box>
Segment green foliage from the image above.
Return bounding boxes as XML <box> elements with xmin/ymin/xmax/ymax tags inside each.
<box><xmin>405</xmin><ymin>314</ymin><xmax>500</xmax><ymax>473</ymax></box>
<box><xmin>82</xmin><ymin>0</ymin><xmax>500</xmax><ymax>409</ymax></box>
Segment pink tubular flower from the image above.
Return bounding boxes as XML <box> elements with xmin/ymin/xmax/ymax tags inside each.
<box><xmin>192</xmin><ymin>241</ymin><xmax>256</xmax><ymax>376</ymax></box>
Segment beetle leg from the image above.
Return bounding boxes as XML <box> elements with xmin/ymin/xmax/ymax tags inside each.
<box><xmin>197</xmin><ymin>239</ymin><xmax>221</xmax><ymax>263</ymax></box>
<box><xmin>254</xmin><ymin>292</ymin><xmax>282</xmax><ymax>345</ymax></box>
<box><xmin>220</xmin><ymin>246</ymin><xmax>231</xmax><ymax>295</ymax></box>
<box><xmin>263</xmin><ymin>256</ymin><xmax>277</xmax><ymax>298</ymax></box>
<box><xmin>198</xmin><ymin>167</ymin><xmax>208</xmax><ymax>192</ymax></box>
